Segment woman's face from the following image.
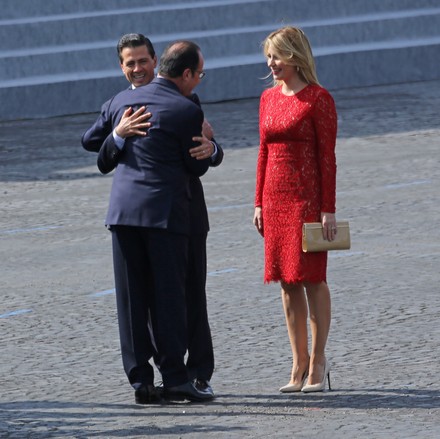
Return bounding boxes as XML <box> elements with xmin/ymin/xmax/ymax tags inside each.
<box><xmin>266</xmin><ymin>47</ymin><xmax>296</xmax><ymax>83</ymax></box>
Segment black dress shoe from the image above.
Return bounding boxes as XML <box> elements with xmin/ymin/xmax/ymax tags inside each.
<box><xmin>134</xmin><ymin>384</ymin><xmax>161</xmax><ymax>404</ymax></box>
<box><xmin>194</xmin><ymin>379</ymin><xmax>214</xmax><ymax>397</ymax></box>
<box><xmin>163</xmin><ymin>381</ymin><xmax>214</xmax><ymax>402</ymax></box>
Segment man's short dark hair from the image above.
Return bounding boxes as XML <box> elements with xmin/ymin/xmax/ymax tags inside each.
<box><xmin>117</xmin><ymin>33</ymin><xmax>156</xmax><ymax>62</ymax></box>
<box><xmin>158</xmin><ymin>41</ymin><xmax>201</xmax><ymax>78</ymax></box>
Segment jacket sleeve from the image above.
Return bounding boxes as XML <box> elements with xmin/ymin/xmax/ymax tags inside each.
<box><xmin>210</xmin><ymin>138</ymin><xmax>224</xmax><ymax>167</ymax></box>
<box><xmin>181</xmin><ymin>105</ymin><xmax>211</xmax><ymax>177</ymax></box>
<box><xmin>81</xmin><ymin>98</ymin><xmax>113</xmax><ymax>152</ymax></box>
<box><xmin>97</xmin><ymin>134</ymin><xmax>123</xmax><ymax>174</ymax></box>
<box><xmin>190</xmin><ymin>93</ymin><xmax>224</xmax><ymax>168</ymax></box>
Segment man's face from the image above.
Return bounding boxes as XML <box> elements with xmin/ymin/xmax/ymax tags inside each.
<box><xmin>120</xmin><ymin>45</ymin><xmax>157</xmax><ymax>87</ymax></box>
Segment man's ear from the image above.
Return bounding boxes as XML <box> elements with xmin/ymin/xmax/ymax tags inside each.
<box><xmin>183</xmin><ymin>68</ymin><xmax>192</xmax><ymax>81</ymax></box>
<box><xmin>153</xmin><ymin>56</ymin><xmax>158</xmax><ymax>69</ymax></box>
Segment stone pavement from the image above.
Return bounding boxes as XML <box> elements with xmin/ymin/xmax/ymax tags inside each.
<box><xmin>1</xmin><ymin>79</ymin><xmax>439</xmax><ymax>438</ymax></box>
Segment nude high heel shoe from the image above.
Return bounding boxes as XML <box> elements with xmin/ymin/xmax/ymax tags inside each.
<box><xmin>301</xmin><ymin>360</ymin><xmax>331</xmax><ymax>393</ymax></box>
<box><xmin>279</xmin><ymin>370</ymin><xmax>308</xmax><ymax>393</ymax></box>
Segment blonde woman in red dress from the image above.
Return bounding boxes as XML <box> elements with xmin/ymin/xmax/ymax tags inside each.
<box><xmin>253</xmin><ymin>26</ymin><xmax>338</xmax><ymax>393</ymax></box>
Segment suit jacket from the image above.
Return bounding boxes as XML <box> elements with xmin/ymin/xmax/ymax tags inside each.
<box><xmin>81</xmin><ymin>90</ymin><xmax>126</xmax><ymax>153</ymax></box>
<box><xmin>84</xmin><ymin>87</ymin><xmax>224</xmax><ymax>235</ymax></box>
<box><xmin>99</xmin><ymin>78</ymin><xmax>210</xmax><ymax>235</ymax></box>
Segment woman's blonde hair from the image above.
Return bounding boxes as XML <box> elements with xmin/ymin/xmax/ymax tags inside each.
<box><xmin>263</xmin><ymin>26</ymin><xmax>320</xmax><ymax>86</ymax></box>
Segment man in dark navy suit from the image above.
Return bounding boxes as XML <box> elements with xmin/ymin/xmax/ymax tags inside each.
<box><xmin>83</xmin><ymin>34</ymin><xmax>222</xmax><ymax>402</ymax></box>
<box><xmin>83</xmin><ymin>39</ymin><xmax>219</xmax><ymax>403</ymax></box>
<box><xmin>81</xmin><ymin>34</ymin><xmax>157</xmax><ymax>153</ymax></box>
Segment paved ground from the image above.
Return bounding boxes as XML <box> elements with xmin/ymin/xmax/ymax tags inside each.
<box><xmin>1</xmin><ymin>79</ymin><xmax>439</xmax><ymax>438</ymax></box>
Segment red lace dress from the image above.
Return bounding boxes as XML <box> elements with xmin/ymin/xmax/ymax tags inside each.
<box><xmin>255</xmin><ymin>84</ymin><xmax>337</xmax><ymax>284</ymax></box>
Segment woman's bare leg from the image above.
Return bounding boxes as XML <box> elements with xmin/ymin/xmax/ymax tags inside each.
<box><xmin>281</xmin><ymin>282</ymin><xmax>310</xmax><ymax>384</ymax></box>
<box><xmin>304</xmin><ymin>281</ymin><xmax>331</xmax><ymax>385</ymax></box>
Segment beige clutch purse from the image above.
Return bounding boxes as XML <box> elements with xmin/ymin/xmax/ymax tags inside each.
<box><xmin>302</xmin><ymin>221</ymin><xmax>351</xmax><ymax>252</ymax></box>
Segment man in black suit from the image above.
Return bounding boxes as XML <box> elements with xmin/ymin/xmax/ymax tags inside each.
<box><xmin>83</xmin><ymin>40</ymin><xmax>218</xmax><ymax>403</ymax></box>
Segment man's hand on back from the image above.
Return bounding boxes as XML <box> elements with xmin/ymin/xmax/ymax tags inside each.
<box><xmin>115</xmin><ymin>106</ymin><xmax>152</xmax><ymax>138</ymax></box>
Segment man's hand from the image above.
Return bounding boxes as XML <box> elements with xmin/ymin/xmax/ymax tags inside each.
<box><xmin>190</xmin><ymin>133</ymin><xmax>214</xmax><ymax>160</ymax></box>
<box><xmin>115</xmin><ymin>106</ymin><xmax>152</xmax><ymax>138</ymax></box>
<box><xmin>202</xmin><ymin>119</ymin><xmax>214</xmax><ymax>140</ymax></box>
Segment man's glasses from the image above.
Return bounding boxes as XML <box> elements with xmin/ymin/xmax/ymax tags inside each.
<box><xmin>195</xmin><ymin>70</ymin><xmax>206</xmax><ymax>79</ymax></box>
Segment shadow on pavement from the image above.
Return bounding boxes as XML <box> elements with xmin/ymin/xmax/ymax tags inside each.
<box><xmin>1</xmin><ymin>388</ymin><xmax>438</xmax><ymax>436</ymax></box>
<box><xmin>225</xmin><ymin>387</ymin><xmax>440</xmax><ymax>410</ymax></box>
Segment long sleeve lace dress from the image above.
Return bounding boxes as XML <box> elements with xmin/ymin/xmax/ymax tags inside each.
<box><xmin>255</xmin><ymin>84</ymin><xmax>337</xmax><ymax>284</ymax></box>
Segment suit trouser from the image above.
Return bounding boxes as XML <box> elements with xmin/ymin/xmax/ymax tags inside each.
<box><xmin>185</xmin><ymin>232</ymin><xmax>215</xmax><ymax>381</ymax></box>
<box><xmin>111</xmin><ymin>225</ymin><xmax>190</xmax><ymax>388</ymax></box>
